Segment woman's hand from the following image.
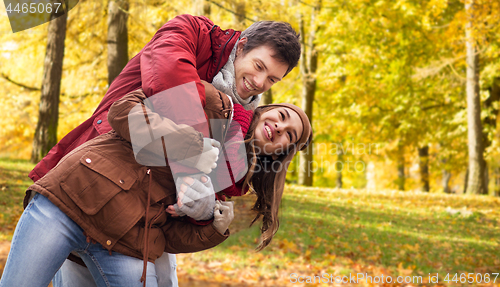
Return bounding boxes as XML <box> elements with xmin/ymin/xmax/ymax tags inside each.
<box><xmin>212</xmin><ymin>201</ymin><xmax>234</xmax><ymax>234</ymax></box>
<box><xmin>166</xmin><ymin>174</ymin><xmax>216</xmax><ymax>221</ymax></box>
<box><xmin>194</xmin><ymin>138</ymin><xmax>220</xmax><ymax>174</ymax></box>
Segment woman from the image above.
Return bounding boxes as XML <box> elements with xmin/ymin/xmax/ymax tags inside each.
<box><xmin>0</xmin><ymin>82</ymin><xmax>312</xmax><ymax>287</ymax></box>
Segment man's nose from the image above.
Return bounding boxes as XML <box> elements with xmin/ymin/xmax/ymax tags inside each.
<box><xmin>254</xmin><ymin>74</ymin><xmax>265</xmax><ymax>89</ymax></box>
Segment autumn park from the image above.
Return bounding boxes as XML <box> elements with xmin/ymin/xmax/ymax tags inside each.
<box><xmin>0</xmin><ymin>0</ymin><xmax>500</xmax><ymax>286</ymax></box>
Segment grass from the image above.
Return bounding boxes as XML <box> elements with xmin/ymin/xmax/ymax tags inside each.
<box><xmin>0</xmin><ymin>158</ymin><xmax>34</xmax><ymax>241</ymax></box>
<box><xmin>177</xmin><ymin>187</ymin><xmax>500</xmax><ymax>286</ymax></box>
<box><xmin>0</xmin><ymin>158</ymin><xmax>499</xmax><ymax>285</ymax></box>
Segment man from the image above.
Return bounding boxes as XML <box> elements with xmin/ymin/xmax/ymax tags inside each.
<box><xmin>35</xmin><ymin>14</ymin><xmax>300</xmax><ymax>286</ymax></box>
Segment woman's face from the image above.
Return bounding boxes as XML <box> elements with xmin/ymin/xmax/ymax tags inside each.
<box><xmin>253</xmin><ymin>107</ymin><xmax>303</xmax><ymax>158</ymax></box>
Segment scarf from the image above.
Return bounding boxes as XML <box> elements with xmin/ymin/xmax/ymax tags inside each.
<box><xmin>211</xmin><ymin>40</ymin><xmax>262</xmax><ymax>111</ymax></box>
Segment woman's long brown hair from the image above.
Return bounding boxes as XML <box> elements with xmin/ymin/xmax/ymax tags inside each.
<box><xmin>241</xmin><ymin>106</ymin><xmax>296</xmax><ymax>251</ymax></box>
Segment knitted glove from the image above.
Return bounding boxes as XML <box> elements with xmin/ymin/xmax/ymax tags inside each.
<box><xmin>173</xmin><ymin>174</ymin><xmax>216</xmax><ymax>221</ymax></box>
<box><xmin>212</xmin><ymin>201</ymin><xmax>234</xmax><ymax>234</ymax></box>
<box><xmin>194</xmin><ymin>138</ymin><xmax>221</xmax><ymax>174</ymax></box>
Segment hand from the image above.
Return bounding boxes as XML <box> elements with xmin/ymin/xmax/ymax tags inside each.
<box><xmin>166</xmin><ymin>174</ymin><xmax>216</xmax><ymax>221</ymax></box>
<box><xmin>166</xmin><ymin>175</ymin><xmax>211</xmax><ymax>216</ymax></box>
<box><xmin>212</xmin><ymin>201</ymin><xmax>234</xmax><ymax>234</ymax></box>
<box><xmin>194</xmin><ymin>138</ymin><xmax>220</xmax><ymax>174</ymax></box>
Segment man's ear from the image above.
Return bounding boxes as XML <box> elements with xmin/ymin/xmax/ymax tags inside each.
<box><xmin>236</xmin><ymin>37</ymin><xmax>248</xmax><ymax>56</ymax></box>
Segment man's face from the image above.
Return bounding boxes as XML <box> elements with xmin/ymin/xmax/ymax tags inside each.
<box><xmin>233</xmin><ymin>38</ymin><xmax>289</xmax><ymax>100</ymax></box>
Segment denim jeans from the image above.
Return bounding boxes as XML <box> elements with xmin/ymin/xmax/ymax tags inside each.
<box><xmin>52</xmin><ymin>253</ymin><xmax>178</xmax><ymax>287</ymax></box>
<box><xmin>0</xmin><ymin>193</ymin><xmax>158</xmax><ymax>287</ymax></box>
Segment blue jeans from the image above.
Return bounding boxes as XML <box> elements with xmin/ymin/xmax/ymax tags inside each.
<box><xmin>52</xmin><ymin>253</ymin><xmax>178</xmax><ymax>287</ymax></box>
<box><xmin>0</xmin><ymin>193</ymin><xmax>158</xmax><ymax>287</ymax></box>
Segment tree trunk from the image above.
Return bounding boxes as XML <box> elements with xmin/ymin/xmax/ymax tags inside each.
<box><xmin>418</xmin><ymin>145</ymin><xmax>430</xmax><ymax>192</ymax></box>
<box><xmin>298</xmin><ymin>75</ymin><xmax>315</xmax><ymax>186</ymax></box>
<box><xmin>232</xmin><ymin>1</ymin><xmax>246</xmax><ymax>29</ymax></box>
<box><xmin>494</xmin><ymin>167</ymin><xmax>500</xmax><ymax>196</ymax></box>
<box><xmin>442</xmin><ymin>170</ymin><xmax>452</xmax><ymax>193</ymax></box>
<box><xmin>396</xmin><ymin>142</ymin><xmax>405</xmax><ymax>191</ymax></box>
<box><xmin>262</xmin><ymin>88</ymin><xmax>273</xmax><ymax>105</ymax></box>
<box><xmin>482</xmin><ymin>77</ymin><xmax>500</xmax><ymax>147</ymax></box>
<box><xmin>336</xmin><ymin>149</ymin><xmax>343</xmax><ymax>188</ymax></box>
<box><xmin>484</xmin><ymin>161</ymin><xmax>489</xmax><ymax>194</ymax></box>
<box><xmin>298</xmin><ymin>6</ymin><xmax>320</xmax><ymax>186</ymax></box>
<box><xmin>463</xmin><ymin>168</ymin><xmax>469</xmax><ymax>194</ymax></box>
<box><xmin>107</xmin><ymin>0</ymin><xmax>129</xmax><ymax>85</ymax></box>
<box><xmin>31</xmin><ymin>5</ymin><xmax>68</xmax><ymax>163</ymax></box>
<box><xmin>465</xmin><ymin>0</ymin><xmax>487</xmax><ymax>194</ymax></box>
<box><xmin>194</xmin><ymin>0</ymin><xmax>211</xmax><ymax>16</ymax></box>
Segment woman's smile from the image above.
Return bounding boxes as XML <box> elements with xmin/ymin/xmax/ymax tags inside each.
<box><xmin>264</xmin><ymin>122</ymin><xmax>274</xmax><ymax>141</ymax></box>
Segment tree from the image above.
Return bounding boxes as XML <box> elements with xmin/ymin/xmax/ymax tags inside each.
<box><xmin>336</xmin><ymin>148</ymin><xmax>343</xmax><ymax>188</ymax></box>
<box><xmin>31</xmin><ymin>4</ymin><xmax>68</xmax><ymax>163</ymax></box>
<box><xmin>194</xmin><ymin>0</ymin><xmax>211</xmax><ymax>16</ymax></box>
<box><xmin>107</xmin><ymin>0</ymin><xmax>129</xmax><ymax>85</ymax></box>
<box><xmin>396</xmin><ymin>142</ymin><xmax>405</xmax><ymax>191</ymax></box>
<box><xmin>262</xmin><ymin>88</ymin><xmax>273</xmax><ymax>105</ymax></box>
<box><xmin>298</xmin><ymin>1</ymin><xmax>320</xmax><ymax>186</ymax></box>
<box><xmin>418</xmin><ymin>145</ymin><xmax>430</xmax><ymax>192</ymax></box>
<box><xmin>486</xmin><ymin>78</ymin><xmax>500</xmax><ymax>195</ymax></box>
<box><xmin>465</xmin><ymin>0</ymin><xmax>487</xmax><ymax>194</ymax></box>
<box><xmin>232</xmin><ymin>0</ymin><xmax>247</xmax><ymax>29</ymax></box>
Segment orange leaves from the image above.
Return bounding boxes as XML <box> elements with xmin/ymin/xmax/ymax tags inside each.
<box><xmin>278</xmin><ymin>238</ymin><xmax>301</xmax><ymax>255</ymax></box>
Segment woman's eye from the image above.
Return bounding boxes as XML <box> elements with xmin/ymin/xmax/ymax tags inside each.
<box><xmin>280</xmin><ymin>112</ymin><xmax>285</xmax><ymax>120</ymax></box>
<box><xmin>256</xmin><ymin>64</ymin><xmax>262</xmax><ymax>70</ymax></box>
<box><xmin>287</xmin><ymin>132</ymin><xmax>292</xmax><ymax>141</ymax></box>
<box><xmin>269</xmin><ymin>78</ymin><xmax>276</xmax><ymax>84</ymax></box>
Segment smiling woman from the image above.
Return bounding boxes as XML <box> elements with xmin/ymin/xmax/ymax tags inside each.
<box><xmin>253</xmin><ymin>107</ymin><xmax>304</xmax><ymax>158</ymax></box>
<box><xmin>241</xmin><ymin>102</ymin><xmax>312</xmax><ymax>250</ymax></box>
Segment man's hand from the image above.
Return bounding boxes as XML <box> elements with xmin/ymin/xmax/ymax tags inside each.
<box><xmin>212</xmin><ymin>201</ymin><xmax>234</xmax><ymax>234</ymax></box>
<box><xmin>166</xmin><ymin>174</ymin><xmax>216</xmax><ymax>221</ymax></box>
<box><xmin>194</xmin><ymin>138</ymin><xmax>220</xmax><ymax>174</ymax></box>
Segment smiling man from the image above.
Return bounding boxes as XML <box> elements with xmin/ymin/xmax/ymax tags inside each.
<box><xmin>29</xmin><ymin>14</ymin><xmax>300</xmax><ymax>287</ymax></box>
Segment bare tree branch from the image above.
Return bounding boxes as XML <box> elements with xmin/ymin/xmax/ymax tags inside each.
<box><xmin>1</xmin><ymin>73</ymin><xmax>92</xmax><ymax>98</ymax></box>
<box><xmin>206</xmin><ymin>0</ymin><xmax>255</xmax><ymax>22</ymax></box>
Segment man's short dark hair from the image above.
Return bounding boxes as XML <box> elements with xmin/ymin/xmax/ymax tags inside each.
<box><xmin>240</xmin><ymin>21</ymin><xmax>300</xmax><ymax>77</ymax></box>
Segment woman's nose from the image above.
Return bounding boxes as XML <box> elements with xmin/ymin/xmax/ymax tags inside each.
<box><xmin>275</xmin><ymin>123</ymin><xmax>282</xmax><ymax>134</ymax></box>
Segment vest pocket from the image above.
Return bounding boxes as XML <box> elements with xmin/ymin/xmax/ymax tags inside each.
<box><xmin>60</xmin><ymin>150</ymin><xmax>138</xmax><ymax>215</ymax></box>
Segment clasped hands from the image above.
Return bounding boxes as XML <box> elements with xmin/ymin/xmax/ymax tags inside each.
<box><xmin>166</xmin><ymin>138</ymin><xmax>234</xmax><ymax>234</ymax></box>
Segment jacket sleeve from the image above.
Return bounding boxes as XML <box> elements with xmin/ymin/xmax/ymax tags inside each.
<box><xmin>161</xmin><ymin>218</ymin><xmax>229</xmax><ymax>254</ymax></box>
<box><xmin>108</xmin><ymin>89</ymin><xmax>204</xmax><ymax>167</ymax></box>
<box><xmin>140</xmin><ymin>14</ymin><xmax>208</xmax><ymax>104</ymax></box>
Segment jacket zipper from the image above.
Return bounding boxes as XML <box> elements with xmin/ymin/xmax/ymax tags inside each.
<box><xmin>215</xmin><ymin>30</ymin><xmax>236</xmax><ymax>74</ymax></box>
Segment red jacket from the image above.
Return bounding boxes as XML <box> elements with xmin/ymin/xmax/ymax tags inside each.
<box><xmin>29</xmin><ymin>14</ymin><xmax>241</xmax><ymax>182</ymax></box>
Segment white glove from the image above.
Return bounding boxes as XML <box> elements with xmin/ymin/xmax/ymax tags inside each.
<box><xmin>194</xmin><ymin>138</ymin><xmax>220</xmax><ymax>174</ymax></box>
<box><xmin>212</xmin><ymin>201</ymin><xmax>234</xmax><ymax>234</ymax></box>
<box><xmin>173</xmin><ymin>175</ymin><xmax>216</xmax><ymax>221</ymax></box>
